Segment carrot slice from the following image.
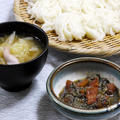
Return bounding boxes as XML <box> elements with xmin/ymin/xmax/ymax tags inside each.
<box><xmin>77</xmin><ymin>79</ymin><xmax>89</xmax><ymax>87</ymax></box>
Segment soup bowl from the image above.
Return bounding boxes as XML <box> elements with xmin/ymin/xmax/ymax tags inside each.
<box><xmin>0</xmin><ymin>21</ymin><xmax>48</xmax><ymax>91</ymax></box>
<box><xmin>46</xmin><ymin>57</ymin><xmax>120</xmax><ymax>120</ymax></box>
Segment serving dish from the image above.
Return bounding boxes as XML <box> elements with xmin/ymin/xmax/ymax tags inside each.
<box><xmin>0</xmin><ymin>21</ymin><xmax>48</xmax><ymax>91</ymax></box>
<box><xmin>47</xmin><ymin>57</ymin><xmax>120</xmax><ymax>120</ymax></box>
<box><xmin>14</xmin><ymin>0</ymin><xmax>120</xmax><ymax>57</ymax></box>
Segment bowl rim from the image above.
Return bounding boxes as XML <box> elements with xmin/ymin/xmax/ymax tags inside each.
<box><xmin>46</xmin><ymin>57</ymin><xmax>120</xmax><ymax>114</ymax></box>
<box><xmin>0</xmin><ymin>21</ymin><xmax>48</xmax><ymax>66</ymax></box>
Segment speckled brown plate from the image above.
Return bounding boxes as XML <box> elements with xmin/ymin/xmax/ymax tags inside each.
<box><xmin>14</xmin><ymin>0</ymin><xmax>120</xmax><ymax>56</ymax></box>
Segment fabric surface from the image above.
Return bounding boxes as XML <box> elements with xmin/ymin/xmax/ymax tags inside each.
<box><xmin>0</xmin><ymin>0</ymin><xmax>120</xmax><ymax>120</ymax></box>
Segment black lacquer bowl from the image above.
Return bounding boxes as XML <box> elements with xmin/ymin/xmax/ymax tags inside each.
<box><xmin>0</xmin><ymin>22</ymin><xmax>48</xmax><ymax>91</ymax></box>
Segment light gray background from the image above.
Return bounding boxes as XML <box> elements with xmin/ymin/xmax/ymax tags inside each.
<box><xmin>0</xmin><ymin>0</ymin><xmax>120</xmax><ymax>120</ymax></box>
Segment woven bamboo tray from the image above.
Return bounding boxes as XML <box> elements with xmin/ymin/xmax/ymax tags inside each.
<box><xmin>14</xmin><ymin>0</ymin><xmax>120</xmax><ymax>56</ymax></box>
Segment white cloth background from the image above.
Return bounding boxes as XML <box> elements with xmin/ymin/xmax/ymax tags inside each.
<box><xmin>0</xmin><ymin>0</ymin><xmax>120</xmax><ymax>120</ymax></box>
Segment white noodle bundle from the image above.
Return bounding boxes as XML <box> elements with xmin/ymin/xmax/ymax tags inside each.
<box><xmin>26</xmin><ymin>0</ymin><xmax>120</xmax><ymax>41</ymax></box>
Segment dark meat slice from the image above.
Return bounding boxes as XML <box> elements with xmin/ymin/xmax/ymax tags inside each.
<box><xmin>107</xmin><ymin>83</ymin><xmax>116</xmax><ymax>93</ymax></box>
<box><xmin>90</xmin><ymin>77</ymin><xmax>99</xmax><ymax>87</ymax></box>
<box><xmin>65</xmin><ymin>80</ymin><xmax>76</xmax><ymax>94</ymax></box>
<box><xmin>76</xmin><ymin>79</ymin><xmax>89</xmax><ymax>87</ymax></box>
<box><xmin>86</xmin><ymin>87</ymin><xmax>98</xmax><ymax>105</ymax></box>
<box><xmin>65</xmin><ymin>80</ymin><xmax>73</xmax><ymax>89</ymax></box>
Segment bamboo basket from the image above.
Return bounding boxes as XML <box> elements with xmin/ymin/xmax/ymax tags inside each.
<box><xmin>14</xmin><ymin>0</ymin><xmax>120</xmax><ymax>56</ymax></box>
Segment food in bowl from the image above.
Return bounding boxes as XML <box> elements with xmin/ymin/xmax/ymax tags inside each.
<box><xmin>0</xmin><ymin>21</ymin><xmax>48</xmax><ymax>91</ymax></box>
<box><xmin>47</xmin><ymin>57</ymin><xmax>120</xmax><ymax>119</ymax></box>
<box><xmin>26</xmin><ymin>0</ymin><xmax>120</xmax><ymax>41</ymax></box>
<box><xmin>59</xmin><ymin>74</ymin><xmax>120</xmax><ymax>110</ymax></box>
<box><xmin>0</xmin><ymin>31</ymin><xmax>43</xmax><ymax>64</ymax></box>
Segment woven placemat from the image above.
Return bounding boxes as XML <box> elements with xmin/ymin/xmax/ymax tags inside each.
<box><xmin>14</xmin><ymin>0</ymin><xmax>120</xmax><ymax>56</ymax></box>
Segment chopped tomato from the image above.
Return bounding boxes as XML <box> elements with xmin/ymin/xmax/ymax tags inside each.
<box><xmin>107</xmin><ymin>83</ymin><xmax>116</xmax><ymax>93</ymax></box>
<box><xmin>86</xmin><ymin>87</ymin><xmax>98</xmax><ymax>105</ymax></box>
<box><xmin>65</xmin><ymin>80</ymin><xmax>73</xmax><ymax>89</ymax></box>
<box><xmin>77</xmin><ymin>79</ymin><xmax>89</xmax><ymax>87</ymax></box>
<box><xmin>90</xmin><ymin>77</ymin><xmax>99</xmax><ymax>87</ymax></box>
